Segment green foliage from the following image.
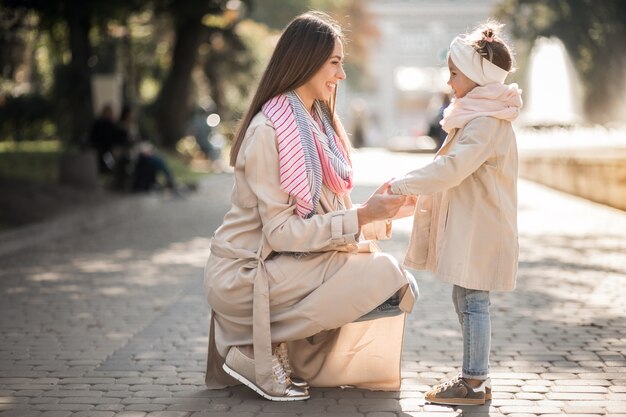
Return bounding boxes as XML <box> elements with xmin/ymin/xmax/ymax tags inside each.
<box><xmin>160</xmin><ymin>149</ymin><xmax>208</xmax><ymax>186</ymax></box>
<box><xmin>0</xmin><ymin>140</ymin><xmax>61</xmax><ymax>183</ymax></box>
<box><xmin>497</xmin><ymin>0</ymin><xmax>626</xmax><ymax>124</ymax></box>
<box><xmin>0</xmin><ymin>93</ymin><xmax>55</xmax><ymax>141</ymax></box>
<box><xmin>0</xmin><ymin>139</ymin><xmax>208</xmax><ymax>188</ymax></box>
<box><xmin>247</xmin><ymin>0</ymin><xmax>346</xmax><ymax>30</ymax></box>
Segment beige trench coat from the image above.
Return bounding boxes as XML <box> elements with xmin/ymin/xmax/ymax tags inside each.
<box><xmin>204</xmin><ymin>112</ymin><xmax>416</xmax><ymax>392</ymax></box>
<box><xmin>390</xmin><ymin>116</ymin><xmax>518</xmax><ymax>291</ymax></box>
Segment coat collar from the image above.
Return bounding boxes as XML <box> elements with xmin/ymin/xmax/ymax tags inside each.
<box><xmin>436</xmin><ymin>128</ymin><xmax>459</xmax><ymax>157</ymax></box>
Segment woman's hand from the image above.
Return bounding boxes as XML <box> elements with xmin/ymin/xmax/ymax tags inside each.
<box><xmin>357</xmin><ymin>182</ymin><xmax>407</xmax><ymax>227</ymax></box>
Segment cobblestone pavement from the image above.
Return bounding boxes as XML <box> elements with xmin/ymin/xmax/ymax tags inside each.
<box><xmin>1</xmin><ymin>149</ymin><xmax>625</xmax><ymax>417</ymax></box>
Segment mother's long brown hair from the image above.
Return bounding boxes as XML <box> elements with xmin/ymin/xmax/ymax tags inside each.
<box><xmin>229</xmin><ymin>11</ymin><xmax>345</xmax><ymax>166</ymax></box>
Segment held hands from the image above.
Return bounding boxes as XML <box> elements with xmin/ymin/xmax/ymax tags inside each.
<box><xmin>386</xmin><ymin>180</ymin><xmax>418</xmax><ymax>219</ymax></box>
<box><xmin>357</xmin><ymin>182</ymin><xmax>407</xmax><ymax>227</ymax></box>
<box><xmin>393</xmin><ymin>194</ymin><xmax>418</xmax><ymax>219</ymax></box>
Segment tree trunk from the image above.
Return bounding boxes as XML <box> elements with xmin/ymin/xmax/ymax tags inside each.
<box><xmin>155</xmin><ymin>12</ymin><xmax>205</xmax><ymax>149</ymax></box>
<box><xmin>66</xmin><ymin>2</ymin><xmax>94</xmax><ymax>148</ymax></box>
<box><xmin>204</xmin><ymin>51</ymin><xmax>226</xmax><ymax>117</ymax></box>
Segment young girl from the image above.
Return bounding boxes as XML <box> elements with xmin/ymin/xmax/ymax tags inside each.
<box><xmin>203</xmin><ymin>12</ymin><xmax>418</xmax><ymax>402</ymax></box>
<box><xmin>389</xmin><ymin>22</ymin><xmax>522</xmax><ymax>406</ymax></box>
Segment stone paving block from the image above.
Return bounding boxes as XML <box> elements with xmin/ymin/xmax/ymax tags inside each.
<box><xmin>70</xmin><ymin>412</ymin><xmax>115</xmax><ymax>417</ymax></box>
<box><xmin>117</xmin><ymin>378</ymin><xmax>154</xmax><ymax>385</ymax></box>
<box><xmin>554</xmin><ymin>379</ymin><xmax>611</xmax><ymax>386</ymax></box>
<box><xmin>323</xmin><ymin>389</ymin><xmax>364</xmax><ymax>399</ymax></box>
<box><xmin>57</xmin><ymin>379</ymin><xmax>115</xmax><ymax>385</ymax></box>
<box><xmin>607</xmin><ymin>404</ymin><xmax>626</xmax><ymax>413</ymax></box>
<box><xmin>129</xmin><ymin>385</ymin><xmax>167</xmax><ymax>392</ymax></box>
<box><xmin>94</xmin><ymin>404</ymin><xmax>124</xmax><ymax>411</ymax></box>
<box><xmin>134</xmin><ymin>391</ymin><xmax>172</xmax><ymax>398</ymax></box>
<box><xmin>40</xmin><ymin>412</ymin><xmax>71</xmax><ymax>417</ymax></box>
<box><xmin>563</xmin><ymin>404</ymin><xmax>608</xmax><ymax>414</ymax></box>
<box><xmin>539</xmin><ymin>414</ymin><xmax>603</xmax><ymax>417</ymax></box>
<box><xmin>102</xmin><ymin>390</ymin><xmax>133</xmax><ymax>399</ymax></box>
<box><xmin>125</xmin><ymin>405</ymin><xmax>167</xmax><ymax>412</ymax></box>
<box><xmin>582</xmin><ymin>373</ymin><xmax>625</xmax><ymax>380</ymax></box>
<box><xmin>189</xmin><ymin>413</ymin><xmax>255</xmax><ymax>417</ymax></box>
<box><xmin>0</xmin><ymin>410</ymin><xmax>41</xmax><ymax>417</ymax></box>
<box><xmin>58</xmin><ymin>397</ymin><xmax>121</xmax><ymax>405</ymax></box>
<box><xmin>552</xmin><ymin>385</ymin><xmax>608</xmax><ymax>393</ymax></box>
<box><xmin>546</xmin><ymin>392</ymin><xmax>606</xmax><ymax>400</ymax></box>
<box><xmin>143</xmin><ymin>372</ymin><xmax>178</xmax><ymax>379</ymax></box>
<box><xmin>301</xmin><ymin>413</ymin><xmax>365</xmax><ymax>417</ymax></box>
<box><xmin>169</xmin><ymin>387</ymin><xmax>208</xmax><ymax>394</ymax></box>
<box><xmin>540</xmin><ymin>373</ymin><xmax>578</xmax><ymax>380</ymax></box>
<box><xmin>492</xmin><ymin>379</ymin><xmax>527</xmax><ymax>387</ymax></box>
<box><xmin>399</xmin><ymin>398</ymin><xmax>425</xmax><ymax>411</ymax></box>
<box><xmin>154</xmin><ymin>378</ymin><xmax>180</xmax><ymax>385</ymax></box>
<box><xmin>114</xmin><ymin>412</ymin><xmax>147</xmax><ymax>417</ymax></box>
<box><xmin>30</xmin><ymin>398</ymin><xmax>61</xmax><ymax>405</ymax></box>
<box><xmin>323</xmin><ymin>404</ymin><xmax>355</xmax><ymax>413</ymax></box>
<box><xmin>31</xmin><ymin>404</ymin><xmax>94</xmax><ymax>412</ymax></box>
<box><xmin>422</xmin><ymin>403</ymin><xmax>463</xmax><ymax>412</ymax></box>
<box><xmin>42</xmin><ymin>391</ymin><xmax>105</xmax><ymax>398</ymax></box>
<box><xmin>0</xmin><ymin>397</ymin><xmax>28</xmax><ymax>404</ymax></box>
<box><xmin>499</xmin><ymin>405</ymin><xmax>562</xmax><ymax>414</ymax></box>
<box><xmin>145</xmin><ymin>412</ymin><xmax>190</xmax><ymax>417</ymax></box>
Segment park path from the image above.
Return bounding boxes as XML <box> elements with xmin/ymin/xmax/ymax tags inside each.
<box><xmin>1</xmin><ymin>148</ymin><xmax>625</xmax><ymax>416</ymax></box>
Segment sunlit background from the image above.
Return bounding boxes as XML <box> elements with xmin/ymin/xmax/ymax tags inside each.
<box><xmin>1</xmin><ymin>0</ymin><xmax>625</xmax><ymax>224</ymax></box>
<box><xmin>2</xmin><ymin>0</ymin><xmax>625</xmax><ymax>141</ymax></box>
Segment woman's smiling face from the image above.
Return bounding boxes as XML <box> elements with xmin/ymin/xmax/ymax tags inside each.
<box><xmin>298</xmin><ymin>40</ymin><xmax>346</xmax><ymax>106</ymax></box>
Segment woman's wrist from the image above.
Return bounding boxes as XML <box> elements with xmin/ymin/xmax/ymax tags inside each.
<box><xmin>356</xmin><ymin>206</ymin><xmax>371</xmax><ymax>227</ymax></box>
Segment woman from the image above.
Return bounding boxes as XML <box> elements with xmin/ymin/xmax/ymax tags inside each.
<box><xmin>203</xmin><ymin>11</ymin><xmax>418</xmax><ymax>401</ymax></box>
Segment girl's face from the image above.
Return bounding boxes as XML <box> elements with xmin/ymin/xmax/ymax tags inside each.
<box><xmin>298</xmin><ymin>40</ymin><xmax>346</xmax><ymax>107</ymax></box>
<box><xmin>447</xmin><ymin>57</ymin><xmax>478</xmax><ymax>98</ymax></box>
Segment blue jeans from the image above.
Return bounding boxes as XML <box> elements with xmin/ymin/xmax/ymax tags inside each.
<box><xmin>452</xmin><ymin>285</ymin><xmax>491</xmax><ymax>380</ymax></box>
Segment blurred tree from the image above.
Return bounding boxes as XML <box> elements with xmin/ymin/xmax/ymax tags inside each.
<box><xmin>1</xmin><ymin>0</ymin><xmax>143</xmax><ymax>146</ymax></box>
<box><xmin>248</xmin><ymin>0</ymin><xmax>379</xmax><ymax>90</ymax></box>
<box><xmin>247</xmin><ymin>0</ymin><xmax>312</xmax><ymax>30</ymax></box>
<box><xmin>332</xmin><ymin>1</ymin><xmax>379</xmax><ymax>90</ymax></box>
<box><xmin>152</xmin><ymin>0</ymin><xmax>213</xmax><ymax>149</ymax></box>
<box><xmin>497</xmin><ymin>0</ymin><xmax>626</xmax><ymax>124</ymax></box>
<box><xmin>153</xmin><ymin>0</ymin><xmax>253</xmax><ymax>149</ymax></box>
<box><xmin>199</xmin><ymin>19</ymin><xmax>273</xmax><ymax>126</ymax></box>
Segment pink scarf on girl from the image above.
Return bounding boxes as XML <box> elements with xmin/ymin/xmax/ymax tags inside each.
<box><xmin>441</xmin><ymin>82</ymin><xmax>523</xmax><ymax>133</ymax></box>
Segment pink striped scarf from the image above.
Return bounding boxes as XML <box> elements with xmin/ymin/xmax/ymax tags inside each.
<box><xmin>262</xmin><ymin>92</ymin><xmax>352</xmax><ymax>218</ymax></box>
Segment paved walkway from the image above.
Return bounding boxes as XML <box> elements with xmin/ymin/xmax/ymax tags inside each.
<box><xmin>0</xmin><ymin>149</ymin><xmax>625</xmax><ymax>417</ymax></box>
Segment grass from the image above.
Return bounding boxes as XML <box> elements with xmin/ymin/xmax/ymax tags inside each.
<box><xmin>0</xmin><ymin>140</ymin><xmax>212</xmax><ymax>187</ymax></box>
<box><xmin>161</xmin><ymin>150</ymin><xmax>210</xmax><ymax>188</ymax></box>
<box><xmin>0</xmin><ymin>140</ymin><xmax>62</xmax><ymax>183</ymax></box>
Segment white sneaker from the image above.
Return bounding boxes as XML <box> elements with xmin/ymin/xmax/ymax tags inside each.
<box><xmin>222</xmin><ymin>346</ymin><xmax>310</xmax><ymax>401</ymax></box>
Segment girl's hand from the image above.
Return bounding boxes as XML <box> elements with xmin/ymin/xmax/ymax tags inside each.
<box><xmin>393</xmin><ymin>195</ymin><xmax>418</xmax><ymax>219</ymax></box>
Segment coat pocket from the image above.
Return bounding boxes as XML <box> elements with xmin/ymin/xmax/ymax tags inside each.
<box><xmin>407</xmin><ymin>195</ymin><xmax>433</xmax><ymax>266</ymax></box>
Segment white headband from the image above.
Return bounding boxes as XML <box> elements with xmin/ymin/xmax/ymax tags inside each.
<box><xmin>449</xmin><ymin>35</ymin><xmax>508</xmax><ymax>86</ymax></box>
